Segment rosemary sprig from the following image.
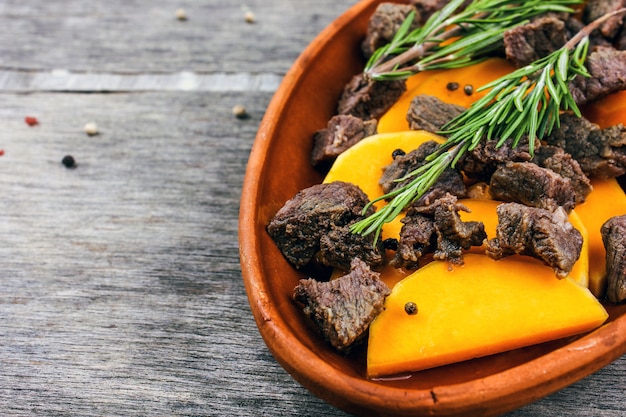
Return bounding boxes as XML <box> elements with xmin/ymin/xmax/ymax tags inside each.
<box><xmin>365</xmin><ymin>0</ymin><xmax>582</xmax><ymax>80</ymax></box>
<box><xmin>352</xmin><ymin>9</ymin><xmax>626</xmax><ymax>243</ymax></box>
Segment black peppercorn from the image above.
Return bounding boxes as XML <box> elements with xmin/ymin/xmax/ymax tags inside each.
<box><xmin>383</xmin><ymin>238</ymin><xmax>398</xmax><ymax>251</ymax></box>
<box><xmin>446</xmin><ymin>82</ymin><xmax>459</xmax><ymax>91</ymax></box>
<box><xmin>62</xmin><ymin>155</ymin><xmax>76</xmax><ymax>168</ymax></box>
<box><xmin>404</xmin><ymin>302</ymin><xmax>418</xmax><ymax>315</ymax></box>
<box><xmin>391</xmin><ymin>148</ymin><xmax>406</xmax><ymax>159</ymax></box>
<box><xmin>464</xmin><ymin>84</ymin><xmax>474</xmax><ymax>96</ymax></box>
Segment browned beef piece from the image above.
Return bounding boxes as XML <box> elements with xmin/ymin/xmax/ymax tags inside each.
<box><xmin>486</xmin><ymin>203</ymin><xmax>583</xmax><ymax>278</ymax></box>
<box><xmin>392</xmin><ymin>194</ymin><xmax>486</xmax><ymax>268</ymax></box>
<box><xmin>544</xmin><ymin>112</ymin><xmax>626</xmax><ymax>178</ymax></box>
<box><xmin>565</xmin><ymin>15</ymin><xmax>615</xmax><ymax>49</ymax></box>
<box><xmin>317</xmin><ymin>223</ymin><xmax>385</xmax><ymax>272</ymax></box>
<box><xmin>293</xmin><ymin>258</ymin><xmax>390</xmax><ymax>351</ymax></box>
<box><xmin>583</xmin><ymin>0</ymin><xmax>626</xmax><ymax>39</ymax></box>
<box><xmin>392</xmin><ymin>213</ymin><xmax>435</xmax><ymax>269</ymax></box>
<box><xmin>310</xmin><ymin>115</ymin><xmax>377</xmax><ymax>167</ymax></box>
<box><xmin>267</xmin><ymin>181</ymin><xmax>383</xmax><ymax>270</ymax></box>
<box><xmin>379</xmin><ymin>140</ymin><xmax>466</xmax><ymax>205</ymax></box>
<box><xmin>532</xmin><ymin>145</ymin><xmax>592</xmax><ymax>204</ymax></box>
<box><xmin>361</xmin><ymin>3</ymin><xmax>421</xmax><ymax>58</ymax></box>
<box><xmin>601</xmin><ymin>215</ymin><xmax>626</xmax><ymax>303</ymax></box>
<box><xmin>504</xmin><ymin>15</ymin><xmax>568</xmax><ymax>67</ymax></box>
<box><xmin>409</xmin><ymin>0</ymin><xmax>468</xmax><ymax>23</ymax></box>
<box><xmin>490</xmin><ymin>162</ymin><xmax>577</xmax><ymax>212</ymax></box>
<box><xmin>569</xmin><ymin>48</ymin><xmax>626</xmax><ymax>106</ymax></box>
<box><xmin>406</xmin><ymin>94</ymin><xmax>465</xmax><ymax>133</ymax></box>
<box><xmin>458</xmin><ymin>137</ymin><xmax>535</xmax><ymax>182</ymax></box>
<box><xmin>337</xmin><ymin>73</ymin><xmax>407</xmax><ymax>121</ymax></box>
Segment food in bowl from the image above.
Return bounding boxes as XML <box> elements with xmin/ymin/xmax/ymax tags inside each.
<box><xmin>265</xmin><ymin>0</ymin><xmax>626</xmax><ymax>378</ymax></box>
<box><xmin>240</xmin><ymin>0</ymin><xmax>626</xmax><ymax>414</ymax></box>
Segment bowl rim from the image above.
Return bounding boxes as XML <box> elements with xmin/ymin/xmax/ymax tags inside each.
<box><xmin>239</xmin><ymin>0</ymin><xmax>626</xmax><ymax>415</ymax></box>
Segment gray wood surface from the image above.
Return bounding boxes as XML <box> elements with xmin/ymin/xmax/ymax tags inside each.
<box><xmin>0</xmin><ymin>1</ymin><xmax>623</xmax><ymax>416</ymax></box>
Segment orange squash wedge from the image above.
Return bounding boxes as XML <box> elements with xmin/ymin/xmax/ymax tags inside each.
<box><xmin>367</xmin><ymin>254</ymin><xmax>608</xmax><ymax>377</ymax></box>
<box><xmin>575</xmin><ymin>178</ymin><xmax>626</xmax><ymax>298</ymax></box>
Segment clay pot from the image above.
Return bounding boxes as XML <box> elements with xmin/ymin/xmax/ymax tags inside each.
<box><xmin>239</xmin><ymin>1</ymin><xmax>626</xmax><ymax>415</ymax></box>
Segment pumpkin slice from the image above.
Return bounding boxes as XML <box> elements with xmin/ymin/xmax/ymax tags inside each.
<box><xmin>575</xmin><ymin>178</ymin><xmax>626</xmax><ymax>298</ymax></box>
<box><xmin>323</xmin><ymin>130</ymin><xmax>444</xmax><ymax>204</ymax></box>
<box><xmin>367</xmin><ymin>254</ymin><xmax>608</xmax><ymax>377</ymax></box>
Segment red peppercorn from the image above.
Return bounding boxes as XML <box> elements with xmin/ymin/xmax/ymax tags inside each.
<box><xmin>25</xmin><ymin>116</ymin><xmax>38</xmax><ymax>126</ymax></box>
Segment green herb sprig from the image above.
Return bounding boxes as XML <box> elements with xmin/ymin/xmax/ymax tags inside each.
<box><xmin>366</xmin><ymin>0</ymin><xmax>582</xmax><ymax>80</ymax></box>
<box><xmin>352</xmin><ymin>8</ymin><xmax>626</xmax><ymax>243</ymax></box>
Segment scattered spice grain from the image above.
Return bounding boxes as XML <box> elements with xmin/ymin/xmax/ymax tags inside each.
<box><xmin>24</xmin><ymin>116</ymin><xmax>38</xmax><ymax>126</ymax></box>
<box><xmin>446</xmin><ymin>82</ymin><xmax>459</xmax><ymax>91</ymax></box>
<box><xmin>175</xmin><ymin>8</ymin><xmax>187</xmax><ymax>21</ymax></box>
<box><xmin>244</xmin><ymin>11</ymin><xmax>255</xmax><ymax>23</ymax></box>
<box><xmin>232</xmin><ymin>104</ymin><xmax>248</xmax><ymax>119</ymax></box>
<box><xmin>84</xmin><ymin>122</ymin><xmax>99</xmax><ymax>136</ymax></box>
<box><xmin>391</xmin><ymin>148</ymin><xmax>406</xmax><ymax>159</ymax></box>
<box><xmin>404</xmin><ymin>302</ymin><xmax>418</xmax><ymax>315</ymax></box>
<box><xmin>62</xmin><ymin>155</ymin><xmax>76</xmax><ymax>169</ymax></box>
<box><xmin>383</xmin><ymin>238</ymin><xmax>399</xmax><ymax>251</ymax></box>
<box><xmin>463</xmin><ymin>84</ymin><xmax>474</xmax><ymax>96</ymax></box>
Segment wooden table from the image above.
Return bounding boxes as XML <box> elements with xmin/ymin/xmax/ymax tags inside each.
<box><xmin>0</xmin><ymin>1</ymin><xmax>623</xmax><ymax>416</ymax></box>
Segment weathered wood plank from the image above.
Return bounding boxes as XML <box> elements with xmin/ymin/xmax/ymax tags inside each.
<box><xmin>0</xmin><ymin>0</ymin><xmax>356</xmax><ymax>74</ymax></box>
<box><xmin>0</xmin><ymin>69</ymin><xmax>283</xmax><ymax>92</ymax></box>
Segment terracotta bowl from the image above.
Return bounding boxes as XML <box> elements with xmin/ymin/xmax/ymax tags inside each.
<box><xmin>238</xmin><ymin>1</ymin><xmax>626</xmax><ymax>415</ymax></box>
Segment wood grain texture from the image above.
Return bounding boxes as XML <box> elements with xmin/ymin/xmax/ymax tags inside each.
<box><xmin>0</xmin><ymin>1</ymin><xmax>622</xmax><ymax>416</ymax></box>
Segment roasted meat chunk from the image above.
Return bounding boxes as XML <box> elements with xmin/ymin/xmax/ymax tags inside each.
<box><xmin>392</xmin><ymin>212</ymin><xmax>436</xmax><ymax>269</ymax></box>
<box><xmin>392</xmin><ymin>194</ymin><xmax>486</xmax><ymax>268</ymax></box>
<box><xmin>490</xmin><ymin>162</ymin><xmax>577</xmax><ymax>212</ymax></box>
<box><xmin>601</xmin><ymin>215</ymin><xmax>626</xmax><ymax>303</ymax></box>
<box><xmin>410</xmin><ymin>0</ymin><xmax>468</xmax><ymax>22</ymax></box>
<box><xmin>406</xmin><ymin>94</ymin><xmax>465</xmax><ymax>133</ymax></box>
<box><xmin>504</xmin><ymin>15</ymin><xmax>568</xmax><ymax>67</ymax></box>
<box><xmin>293</xmin><ymin>258</ymin><xmax>390</xmax><ymax>351</ymax></box>
<box><xmin>267</xmin><ymin>181</ymin><xmax>383</xmax><ymax>270</ymax></box>
<box><xmin>532</xmin><ymin>145</ymin><xmax>592</xmax><ymax>204</ymax></box>
<box><xmin>544</xmin><ymin>112</ymin><xmax>626</xmax><ymax>179</ymax></box>
<box><xmin>310</xmin><ymin>114</ymin><xmax>377</xmax><ymax>167</ymax></box>
<box><xmin>380</xmin><ymin>140</ymin><xmax>466</xmax><ymax>205</ymax></box>
<box><xmin>458</xmin><ymin>137</ymin><xmax>535</xmax><ymax>182</ymax></box>
<box><xmin>361</xmin><ymin>3</ymin><xmax>420</xmax><ymax>58</ymax></box>
<box><xmin>337</xmin><ymin>73</ymin><xmax>407</xmax><ymax>121</ymax></box>
<box><xmin>583</xmin><ymin>0</ymin><xmax>626</xmax><ymax>39</ymax></box>
<box><xmin>486</xmin><ymin>203</ymin><xmax>583</xmax><ymax>278</ymax></box>
<box><xmin>569</xmin><ymin>48</ymin><xmax>626</xmax><ymax>106</ymax></box>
